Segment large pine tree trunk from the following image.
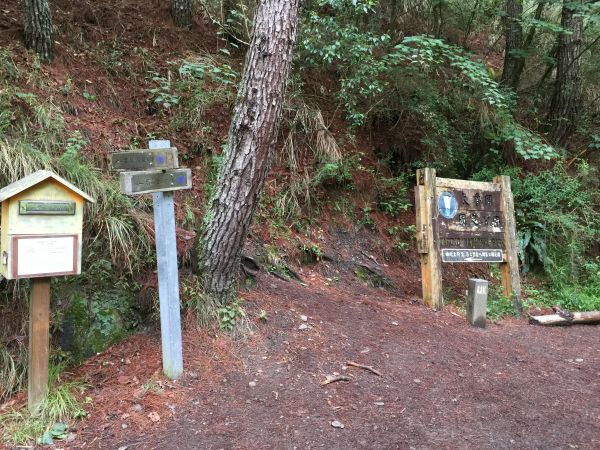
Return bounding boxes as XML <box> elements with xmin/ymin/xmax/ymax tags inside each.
<box><xmin>21</xmin><ymin>0</ymin><xmax>54</xmax><ymax>62</ymax></box>
<box><xmin>500</xmin><ymin>0</ymin><xmax>523</xmax><ymax>90</ymax></box>
<box><xmin>198</xmin><ymin>0</ymin><xmax>300</xmax><ymax>305</ymax></box>
<box><xmin>171</xmin><ymin>0</ymin><xmax>192</xmax><ymax>29</ymax></box>
<box><xmin>548</xmin><ymin>0</ymin><xmax>584</xmax><ymax>145</ymax></box>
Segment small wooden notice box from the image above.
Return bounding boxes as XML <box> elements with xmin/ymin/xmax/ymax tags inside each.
<box><xmin>415</xmin><ymin>168</ymin><xmax>521</xmax><ymax>311</ymax></box>
<box><xmin>0</xmin><ymin>170</ymin><xmax>94</xmax><ymax>413</ymax></box>
<box><xmin>0</xmin><ymin>170</ymin><xmax>95</xmax><ymax>280</ymax></box>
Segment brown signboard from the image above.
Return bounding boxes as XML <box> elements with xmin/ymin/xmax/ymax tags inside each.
<box><xmin>415</xmin><ymin>170</ymin><xmax>521</xmax><ymax>311</ymax></box>
<box><xmin>436</xmin><ymin>188</ymin><xmax>505</xmax><ymax>262</ymax></box>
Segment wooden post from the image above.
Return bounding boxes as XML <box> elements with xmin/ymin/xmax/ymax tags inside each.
<box><xmin>149</xmin><ymin>140</ymin><xmax>183</xmax><ymax>380</ymax></box>
<box><xmin>28</xmin><ymin>277</ymin><xmax>51</xmax><ymax>413</ymax></box>
<box><xmin>415</xmin><ymin>168</ymin><xmax>443</xmax><ymax>310</ymax></box>
<box><xmin>494</xmin><ymin>175</ymin><xmax>522</xmax><ymax>312</ymax></box>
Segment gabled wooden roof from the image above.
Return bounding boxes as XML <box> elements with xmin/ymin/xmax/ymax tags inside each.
<box><xmin>0</xmin><ymin>170</ymin><xmax>95</xmax><ymax>203</ymax></box>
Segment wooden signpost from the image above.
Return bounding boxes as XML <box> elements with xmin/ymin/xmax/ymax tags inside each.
<box><xmin>0</xmin><ymin>170</ymin><xmax>94</xmax><ymax>412</ymax></box>
<box><xmin>109</xmin><ymin>140</ymin><xmax>190</xmax><ymax>380</ymax></box>
<box><xmin>415</xmin><ymin>168</ymin><xmax>521</xmax><ymax>312</ymax></box>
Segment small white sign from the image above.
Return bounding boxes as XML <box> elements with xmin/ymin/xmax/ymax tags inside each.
<box><xmin>16</xmin><ymin>236</ymin><xmax>76</xmax><ymax>277</ymax></box>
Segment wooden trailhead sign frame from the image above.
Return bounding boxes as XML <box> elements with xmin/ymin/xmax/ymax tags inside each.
<box><xmin>415</xmin><ymin>168</ymin><xmax>521</xmax><ymax>312</ymax></box>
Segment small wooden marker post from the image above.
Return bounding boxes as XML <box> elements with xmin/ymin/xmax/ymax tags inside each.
<box><xmin>110</xmin><ymin>140</ymin><xmax>189</xmax><ymax>380</ymax></box>
<box><xmin>415</xmin><ymin>169</ymin><xmax>522</xmax><ymax>313</ymax></box>
<box><xmin>467</xmin><ymin>278</ymin><xmax>488</xmax><ymax>328</ymax></box>
<box><xmin>0</xmin><ymin>171</ymin><xmax>94</xmax><ymax>412</ymax></box>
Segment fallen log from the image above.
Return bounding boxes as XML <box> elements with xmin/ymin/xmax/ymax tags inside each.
<box><xmin>529</xmin><ymin>311</ymin><xmax>600</xmax><ymax>326</ymax></box>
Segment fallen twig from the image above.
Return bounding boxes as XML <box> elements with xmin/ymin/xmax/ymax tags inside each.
<box><xmin>320</xmin><ymin>375</ymin><xmax>352</xmax><ymax>386</ymax></box>
<box><xmin>346</xmin><ymin>361</ymin><xmax>383</xmax><ymax>377</ymax></box>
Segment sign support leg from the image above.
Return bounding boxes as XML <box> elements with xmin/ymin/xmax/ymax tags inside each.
<box><xmin>153</xmin><ymin>191</ymin><xmax>184</xmax><ymax>379</ymax></box>
<box><xmin>28</xmin><ymin>277</ymin><xmax>51</xmax><ymax>413</ymax></box>
<box><xmin>416</xmin><ymin>168</ymin><xmax>443</xmax><ymax>310</ymax></box>
<box><xmin>494</xmin><ymin>175</ymin><xmax>522</xmax><ymax>312</ymax></box>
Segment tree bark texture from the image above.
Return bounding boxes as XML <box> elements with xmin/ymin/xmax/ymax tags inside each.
<box><xmin>500</xmin><ymin>0</ymin><xmax>524</xmax><ymax>90</ymax></box>
<box><xmin>549</xmin><ymin>0</ymin><xmax>584</xmax><ymax>145</ymax></box>
<box><xmin>21</xmin><ymin>0</ymin><xmax>54</xmax><ymax>62</ymax></box>
<box><xmin>199</xmin><ymin>0</ymin><xmax>300</xmax><ymax>304</ymax></box>
<box><xmin>171</xmin><ymin>0</ymin><xmax>192</xmax><ymax>29</ymax></box>
<box><xmin>511</xmin><ymin>0</ymin><xmax>545</xmax><ymax>88</ymax></box>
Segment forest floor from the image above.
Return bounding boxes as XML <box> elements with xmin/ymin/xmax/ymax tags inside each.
<box><xmin>5</xmin><ymin>271</ymin><xmax>597</xmax><ymax>450</ymax></box>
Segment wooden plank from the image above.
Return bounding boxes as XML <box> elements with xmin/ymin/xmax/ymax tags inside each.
<box><xmin>416</xmin><ymin>168</ymin><xmax>443</xmax><ymax>310</ymax></box>
<box><xmin>149</xmin><ymin>140</ymin><xmax>183</xmax><ymax>380</ymax></box>
<box><xmin>109</xmin><ymin>148</ymin><xmax>179</xmax><ymax>172</ymax></box>
<box><xmin>529</xmin><ymin>311</ymin><xmax>600</xmax><ymax>326</ymax></box>
<box><xmin>494</xmin><ymin>175</ymin><xmax>522</xmax><ymax>312</ymax></box>
<box><xmin>435</xmin><ymin>177</ymin><xmax>502</xmax><ymax>191</ymax></box>
<box><xmin>119</xmin><ymin>169</ymin><xmax>192</xmax><ymax>195</ymax></box>
<box><xmin>414</xmin><ymin>186</ymin><xmax>428</xmax><ymax>254</ymax></box>
<box><xmin>28</xmin><ymin>277</ymin><xmax>51</xmax><ymax>413</ymax></box>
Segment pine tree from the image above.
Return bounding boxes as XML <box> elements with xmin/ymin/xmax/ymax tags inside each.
<box><xmin>21</xmin><ymin>0</ymin><xmax>54</xmax><ymax>62</ymax></box>
<box><xmin>198</xmin><ymin>0</ymin><xmax>301</xmax><ymax>307</ymax></box>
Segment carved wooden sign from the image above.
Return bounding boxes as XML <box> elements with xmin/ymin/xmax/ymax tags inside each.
<box><xmin>415</xmin><ymin>170</ymin><xmax>521</xmax><ymax>312</ymax></box>
<box><xmin>436</xmin><ymin>185</ymin><xmax>504</xmax><ymax>262</ymax></box>
<box><xmin>109</xmin><ymin>148</ymin><xmax>179</xmax><ymax>172</ymax></box>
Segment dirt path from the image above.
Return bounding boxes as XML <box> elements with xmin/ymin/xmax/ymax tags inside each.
<box><xmin>63</xmin><ymin>274</ymin><xmax>599</xmax><ymax>450</ymax></box>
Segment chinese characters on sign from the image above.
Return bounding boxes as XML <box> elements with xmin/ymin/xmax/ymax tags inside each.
<box><xmin>415</xmin><ymin>169</ymin><xmax>521</xmax><ymax>312</ymax></box>
<box><xmin>437</xmin><ymin>189</ymin><xmax>504</xmax><ymax>263</ymax></box>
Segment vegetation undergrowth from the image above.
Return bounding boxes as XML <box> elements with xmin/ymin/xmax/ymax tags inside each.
<box><xmin>0</xmin><ymin>360</ymin><xmax>88</xmax><ymax>446</ymax></box>
<box><xmin>0</xmin><ymin>47</ymin><xmax>153</xmax><ymax>400</ymax></box>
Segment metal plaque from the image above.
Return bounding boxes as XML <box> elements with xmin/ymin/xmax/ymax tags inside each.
<box><xmin>109</xmin><ymin>148</ymin><xmax>179</xmax><ymax>172</ymax></box>
<box><xmin>120</xmin><ymin>169</ymin><xmax>192</xmax><ymax>195</ymax></box>
<box><xmin>18</xmin><ymin>200</ymin><xmax>76</xmax><ymax>215</ymax></box>
<box><xmin>437</xmin><ymin>187</ymin><xmax>505</xmax><ymax>262</ymax></box>
<box><xmin>442</xmin><ymin>249</ymin><xmax>504</xmax><ymax>263</ymax></box>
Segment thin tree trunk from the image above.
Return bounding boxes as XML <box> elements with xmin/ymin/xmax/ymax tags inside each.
<box><xmin>512</xmin><ymin>0</ymin><xmax>545</xmax><ymax>87</ymax></box>
<box><xmin>500</xmin><ymin>0</ymin><xmax>523</xmax><ymax>89</ymax></box>
<box><xmin>198</xmin><ymin>0</ymin><xmax>301</xmax><ymax>305</ymax></box>
<box><xmin>21</xmin><ymin>0</ymin><xmax>54</xmax><ymax>62</ymax></box>
<box><xmin>390</xmin><ymin>0</ymin><xmax>397</xmax><ymax>31</ymax></box>
<box><xmin>432</xmin><ymin>0</ymin><xmax>443</xmax><ymax>38</ymax></box>
<box><xmin>171</xmin><ymin>0</ymin><xmax>192</xmax><ymax>29</ymax></box>
<box><xmin>548</xmin><ymin>0</ymin><xmax>584</xmax><ymax>145</ymax></box>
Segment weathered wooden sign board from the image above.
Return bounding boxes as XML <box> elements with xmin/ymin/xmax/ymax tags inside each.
<box><xmin>415</xmin><ymin>168</ymin><xmax>521</xmax><ymax>312</ymax></box>
<box><xmin>0</xmin><ymin>170</ymin><xmax>94</xmax><ymax>412</ymax></box>
<box><xmin>109</xmin><ymin>141</ymin><xmax>190</xmax><ymax>380</ymax></box>
<box><xmin>109</xmin><ymin>148</ymin><xmax>179</xmax><ymax>171</ymax></box>
<box><xmin>119</xmin><ymin>168</ymin><xmax>192</xmax><ymax>195</ymax></box>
